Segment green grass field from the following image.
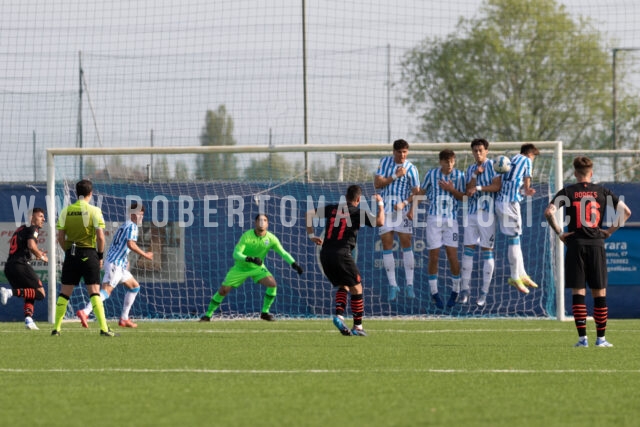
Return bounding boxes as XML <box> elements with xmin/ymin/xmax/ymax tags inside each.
<box><xmin>2</xmin><ymin>318</ymin><xmax>640</xmax><ymax>427</ymax></box>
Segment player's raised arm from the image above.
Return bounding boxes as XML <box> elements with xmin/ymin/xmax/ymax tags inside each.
<box><xmin>374</xmin><ymin>194</ymin><xmax>385</xmax><ymax>226</ymax></box>
<box><xmin>305</xmin><ymin>208</ymin><xmax>323</xmax><ymax>245</ymax></box>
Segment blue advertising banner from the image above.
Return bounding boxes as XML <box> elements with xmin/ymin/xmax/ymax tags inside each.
<box><xmin>0</xmin><ymin>182</ymin><xmax>638</xmax><ymax>319</ymax></box>
<box><xmin>606</xmin><ymin>226</ymin><xmax>640</xmax><ymax>286</ymax></box>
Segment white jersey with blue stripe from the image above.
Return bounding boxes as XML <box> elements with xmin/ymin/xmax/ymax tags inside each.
<box><xmin>106</xmin><ymin>220</ymin><xmax>138</xmax><ymax>268</ymax></box>
<box><xmin>375</xmin><ymin>156</ymin><xmax>420</xmax><ymax>213</ymax></box>
<box><xmin>496</xmin><ymin>153</ymin><xmax>532</xmax><ymax>203</ymax></box>
<box><xmin>466</xmin><ymin>160</ymin><xmax>498</xmax><ymax>214</ymax></box>
<box><xmin>421</xmin><ymin>167</ymin><xmax>465</xmax><ymax>219</ymax></box>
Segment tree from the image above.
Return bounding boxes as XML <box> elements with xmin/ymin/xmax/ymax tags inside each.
<box><xmin>196</xmin><ymin>105</ymin><xmax>238</xmax><ymax>180</ymax></box>
<box><xmin>245</xmin><ymin>154</ymin><xmax>301</xmax><ymax>181</ymax></box>
<box><xmin>398</xmin><ymin>0</ymin><xmax>640</xmax><ymax>152</ymax></box>
<box><xmin>154</xmin><ymin>156</ymin><xmax>170</xmax><ymax>181</ymax></box>
<box><xmin>311</xmin><ymin>158</ymin><xmax>373</xmax><ymax>182</ymax></box>
<box><xmin>83</xmin><ymin>157</ymin><xmax>97</xmax><ymax>178</ymax></box>
<box><xmin>174</xmin><ymin>160</ymin><xmax>189</xmax><ymax>181</ymax></box>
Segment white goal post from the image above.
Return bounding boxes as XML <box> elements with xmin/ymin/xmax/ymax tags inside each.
<box><xmin>46</xmin><ymin>141</ymin><xmax>564</xmax><ymax>323</ymax></box>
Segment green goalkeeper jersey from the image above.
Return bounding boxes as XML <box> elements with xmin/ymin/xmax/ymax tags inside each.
<box><xmin>232</xmin><ymin>229</ymin><xmax>295</xmax><ymax>268</ymax></box>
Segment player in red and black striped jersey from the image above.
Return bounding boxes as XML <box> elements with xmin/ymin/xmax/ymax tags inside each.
<box><xmin>545</xmin><ymin>156</ymin><xmax>631</xmax><ymax>347</ymax></box>
<box><xmin>1</xmin><ymin>208</ymin><xmax>48</xmax><ymax>330</ymax></box>
<box><xmin>306</xmin><ymin>185</ymin><xmax>384</xmax><ymax>336</ymax></box>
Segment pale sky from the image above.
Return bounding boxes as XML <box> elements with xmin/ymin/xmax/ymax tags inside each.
<box><xmin>1</xmin><ymin>0</ymin><xmax>639</xmax><ymax>182</ymax></box>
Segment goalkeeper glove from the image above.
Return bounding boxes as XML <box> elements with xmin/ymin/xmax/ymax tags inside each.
<box><xmin>245</xmin><ymin>256</ymin><xmax>262</xmax><ymax>266</ymax></box>
<box><xmin>291</xmin><ymin>262</ymin><xmax>303</xmax><ymax>275</ymax></box>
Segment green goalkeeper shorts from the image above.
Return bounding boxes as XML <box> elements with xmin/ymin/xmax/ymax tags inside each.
<box><xmin>222</xmin><ymin>264</ymin><xmax>272</xmax><ymax>288</ymax></box>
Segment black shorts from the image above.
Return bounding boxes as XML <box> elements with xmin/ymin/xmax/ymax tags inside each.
<box><xmin>60</xmin><ymin>248</ymin><xmax>101</xmax><ymax>286</ymax></box>
<box><xmin>320</xmin><ymin>248</ymin><xmax>362</xmax><ymax>288</ymax></box>
<box><xmin>564</xmin><ymin>243</ymin><xmax>607</xmax><ymax>290</ymax></box>
<box><xmin>4</xmin><ymin>261</ymin><xmax>42</xmax><ymax>289</ymax></box>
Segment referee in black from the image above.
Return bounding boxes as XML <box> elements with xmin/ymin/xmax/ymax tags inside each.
<box><xmin>306</xmin><ymin>185</ymin><xmax>384</xmax><ymax>336</ymax></box>
<box><xmin>545</xmin><ymin>156</ymin><xmax>631</xmax><ymax>348</ymax></box>
<box><xmin>52</xmin><ymin>179</ymin><xmax>118</xmax><ymax>337</ymax></box>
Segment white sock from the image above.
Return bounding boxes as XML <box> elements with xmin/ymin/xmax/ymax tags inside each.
<box><xmin>121</xmin><ymin>288</ymin><xmax>140</xmax><ymax>320</ymax></box>
<box><xmin>482</xmin><ymin>252</ymin><xmax>495</xmax><ymax>294</ymax></box>
<box><xmin>451</xmin><ymin>275</ymin><xmax>461</xmax><ymax>293</ymax></box>
<box><xmin>428</xmin><ymin>275</ymin><xmax>438</xmax><ymax>295</ymax></box>
<box><xmin>402</xmin><ymin>249</ymin><xmax>415</xmax><ymax>287</ymax></box>
<box><xmin>507</xmin><ymin>237</ymin><xmax>520</xmax><ymax>280</ymax></box>
<box><xmin>383</xmin><ymin>251</ymin><xmax>398</xmax><ymax>287</ymax></box>
<box><xmin>460</xmin><ymin>248</ymin><xmax>474</xmax><ymax>292</ymax></box>
<box><xmin>515</xmin><ymin>247</ymin><xmax>527</xmax><ymax>278</ymax></box>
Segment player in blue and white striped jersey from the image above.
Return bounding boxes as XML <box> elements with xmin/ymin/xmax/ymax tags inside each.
<box><xmin>495</xmin><ymin>143</ymin><xmax>540</xmax><ymax>294</ymax></box>
<box><xmin>76</xmin><ymin>201</ymin><xmax>153</xmax><ymax>329</ymax></box>
<box><xmin>374</xmin><ymin>139</ymin><xmax>421</xmax><ymax>302</ymax></box>
<box><xmin>460</xmin><ymin>139</ymin><xmax>502</xmax><ymax>307</ymax></box>
<box><xmin>415</xmin><ymin>149</ymin><xmax>465</xmax><ymax>309</ymax></box>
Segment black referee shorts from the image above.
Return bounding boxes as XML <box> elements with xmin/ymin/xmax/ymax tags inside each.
<box><xmin>60</xmin><ymin>248</ymin><xmax>101</xmax><ymax>286</ymax></box>
<box><xmin>320</xmin><ymin>248</ymin><xmax>362</xmax><ymax>288</ymax></box>
<box><xmin>564</xmin><ymin>242</ymin><xmax>607</xmax><ymax>290</ymax></box>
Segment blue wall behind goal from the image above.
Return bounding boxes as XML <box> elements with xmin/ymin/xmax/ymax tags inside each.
<box><xmin>0</xmin><ymin>182</ymin><xmax>637</xmax><ymax>321</ymax></box>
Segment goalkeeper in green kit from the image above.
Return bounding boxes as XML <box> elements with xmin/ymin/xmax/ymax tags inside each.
<box><xmin>200</xmin><ymin>213</ymin><xmax>303</xmax><ymax>321</ymax></box>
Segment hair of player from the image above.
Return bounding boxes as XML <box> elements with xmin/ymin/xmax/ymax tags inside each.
<box><xmin>573</xmin><ymin>156</ymin><xmax>594</xmax><ymax>177</ymax></box>
<box><xmin>130</xmin><ymin>201</ymin><xmax>145</xmax><ymax>213</ymax></box>
<box><xmin>255</xmin><ymin>213</ymin><xmax>269</xmax><ymax>222</ymax></box>
<box><xmin>32</xmin><ymin>207</ymin><xmax>45</xmax><ymax>215</ymax></box>
<box><xmin>346</xmin><ymin>184</ymin><xmax>362</xmax><ymax>203</ymax></box>
<box><xmin>520</xmin><ymin>143</ymin><xmax>540</xmax><ymax>156</ymax></box>
<box><xmin>471</xmin><ymin>138</ymin><xmax>489</xmax><ymax>150</ymax></box>
<box><xmin>76</xmin><ymin>179</ymin><xmax>93</xmax><ymax>197</ymax></box>
<box><xmin>393</xmin><ymin>139</ymin><xmax>409</xmax><ymax>151</ymax></box>
<box><xmin>439</xmin><ymin>149</ymin><xmax>456</xmax><ymax>160</ymax></box>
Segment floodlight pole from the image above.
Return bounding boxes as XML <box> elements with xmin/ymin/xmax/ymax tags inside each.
<box><xmin>77</xmin><ymin>50</ymin><xmax>84</xmax><ymax>180</ymax></box>
<box><xmin>301</xmin><ymin>0</ymin><xmax>309</xmax><ymax>182</ymax></box>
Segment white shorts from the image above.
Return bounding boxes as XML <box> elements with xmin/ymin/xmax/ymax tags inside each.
<box><xmin>426</xmin><ymin>215</ymin><xmax>459</xmax><ymax>250</ymax></box>
<box><xmin>378</xmin><ymin>210</ymin><xmax>413</xmax><ymax>235</ymax></box>
<box><xmin>102</xmin><ymin>261</ymin><xmax>133</xmax><ymax>288</ymax></box>
<box><xmin>495</xmin><ymin>201</ymin><xmax>522</xmax><ymax>236</ymax></box>
<box><xmin>463</xmin><ymin>213</ymin><xmax>495</xmax><ymax>248</ymax></box>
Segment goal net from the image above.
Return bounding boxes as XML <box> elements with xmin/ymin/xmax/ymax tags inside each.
<box><xmin>46</xmin><ymin>142</ymin><xmax>563</xmax><ymax>322</ymax></box>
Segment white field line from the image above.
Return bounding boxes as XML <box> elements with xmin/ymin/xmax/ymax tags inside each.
<box><xmin>3</xmin><ymin>327</ymin><xmax>640</xmax><ymax>334</ymax></box>
<box><xmin>0</xmin><ymin>367</ymin><xmax>639</xmax><ymax>374</ymax></box>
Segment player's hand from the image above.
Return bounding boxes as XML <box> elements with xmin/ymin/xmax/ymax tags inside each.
<box><xmin>145</xmin><ymin>252</ymin><xmax>154</xmax><ymax>260</ymax></box>
<box><xmin>438</xmin><ymin>179</ymin><xmax>454</xmax><ymax>192</ymax></box>
<box><xmin>310</xmin><ymin>236</ymin><xmax>323</xmax><ymax>246</ymax></box>
<box><xmin>291</xmin><ymin>262</ymin><xmax>304</xmax><ymax>275</ymax></box>
<box><xmin>559</xmin><ymin>231</ymin><xmax>574</xmax><ymax>243</ymax></box>
<box><xmin>246</xmin><ymin>256</ymin><xmax>262</xmax><ymax>266</ymax></box>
